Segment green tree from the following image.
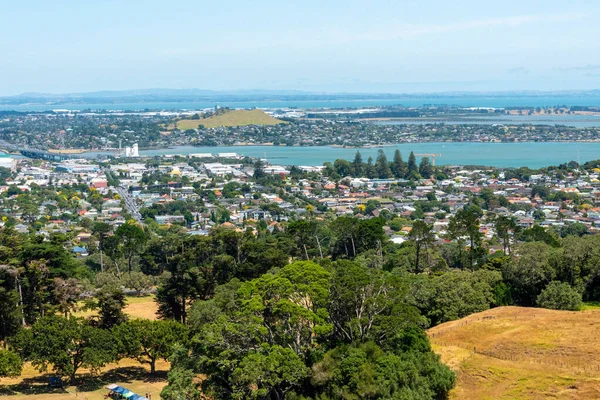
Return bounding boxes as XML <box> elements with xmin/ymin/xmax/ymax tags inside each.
<box><xmin>52</xmin><ymin>278</ymin><xmax>82</xmax><ymax>318</ymax></box>
<box><xmin>250</xmin><ymin>261</ymin><xmax>332</xmax><ymax>355</ymax></box>
<box><xmin>156</xmin><ymin>250</ymin><xmax>201</xmax><ymax>324</ymax></box>
<box><xmin>165</xmin><ymin>260</ymin><xmax>455</xmax><ymax>399</ymax></box>
<box><xmin>391</xmin><ymin>149</ymin><xmax>406</xmax><ymax>178</ymax></box>
<box><xmin>161</xmin><ymin>366</ymin><xmax>201</xmax><ymax>400</ymax></box>
<box><xmin>330</xmin><ymin>216</ymin><xmax>359</xmax><ymax>258</ymax></box>
<box><xmin>531</xmin><ymin>185</ymin><xmax>550</xmax><ymax>199</ymax></box>
<box><xmin>409</xmin><ymin>220</ymin><xmax>435</xmax><ymax>273</ymax></box>
<box><xmin>407</xmin><ymin>151</ymin><xmax>418</xmax><ymax>177</ymax></box>
<box><xmin>115</xmin><ymin>222</ymin><xmax>148</xmax><ymax>274</ymax></box>
<box><xmin>232</xmin><ymin>345</ymin><xmax>309</xmax><ymax>399</ymax></box>
<box><xmin>352</xmin><ymin>151</ymin><xmax>364</xmax><ymax>176</ymax></box>
<box><xmin>185</xmin><ymin>261</ymin><xmax>331</xmax><ymax>397</ymax></box>
<box><xmin>333</xmin><ymin>159</ymin><xmax>352</xmax><ymax>177</ymax></box>
<box><xmin>0</xmin><ymin>266</ymin><xmax>23</xmax><ymax>340</ymax></box>
<box><xmin>311</xmin><ymin>341</ymin><xmax>455</xmax><ymax>399</ymax></box>
<box><xmin>0</xmin><ymin>349</ymin><xmax>22</xmax><ymax>382</ymax></box>
<box><xmin>494</xmin><ymin>215</ymin><xmax>517</xmax><ymax>254</ymax></box>
<box><xmin>364</xmin><ymin>199</ymin><xmax>380</xmax><ymax>216</ymax></box>
<box><xmin>355</xmin><ymin>217</ymin><xmax>387</xmax><ymax>255</ymax></box>
<box><xmin>25</xmin><ymin>315</ymin><xmax>117</xmax><ymax>383</ymax></box>
<box><xmin>122</xmin><ymin>271</ymin><xmax>154</xmax><ymax>296</ymax></box>
<box><xmin>20</xmin><ymin>259</ymin><xmax>51</xmax><ymax>324</ymax></box>
<box><xmin>287</xmin><ymin>219</ymin><xmax>330</xmax><ymax>260</ymax></box>
<box><xmin>537</xmin><ymin>281</ymin><xmax>582</xmax><ymax>311</ymax></box>
<box><xmin>253</xmin><ymin>159</ymin><xmax>266</xmax><ymax>179</ymax></box>
<box><xmin>532</xmin><ymin>209</ymin><xmax>546</xmax><ymax>221</ymax></box>
<box><xmin>418</xmin><ymin>156</ymin><xmax>434</xmax><ymax>179</ymax></box>
<box><xmin>329</xmin><ymin>260</ymin><xmax>422</xmax><ymax>343</ymax></box>
<box><xmin>103</xmin><ymin>234</ymin><xmax>124</xmax><ymax>276</ymax></box>
<box><xmin>92</xmin><ymin>222</ymin><xmax>112</xmax><ymax>273</ymax></box>
<box><xmin>518</xmin><ymin>225</ymin><xmax>560</xmax><ymax>247</ymax></box>
<box><xmin>560</xmin><ymin>222</ymin><xmax>589</xmax><ymax>238</ymax></box>
<box><xmin>503</xmin><ymin>242</ymin><xmax>555</xmax><ymax>306</ymax></box>
<box><xmin>375</xmin><ymin>149</ymin><xmax>392</xmax><ymax>179</ymax></box>
<box><xmin>365</xmin><ymin>156</ymin><xmax>376</xmax><ymax>179</ymax></box>
<box><xmin>93</xmin><ymin>285</ymin><xmax>128</xmax><ymax>329</ymax></box>
<box><xmin>409</xmin><ymin>270</ymin><xmax>502</xmax><ymax>326</ymax></box>
<box><xmin>114</xmin><ymin>319</ymin><xmax>187</xmax><ymax>374</ymax></box>
<box><xmin>448</xmin><ymin>206</ymin><xmax>484</xmax><ymax>270</ymax></box>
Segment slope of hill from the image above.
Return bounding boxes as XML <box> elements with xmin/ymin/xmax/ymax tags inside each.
<box><xmin>428</xmin><ymin>306</ymin><xmax>600</xmax><ymax>399</ymax></box>
<box><xmin>177</xmin><ymin>109</ymin><xmax>285</xmax><ymax>129</ymax></box>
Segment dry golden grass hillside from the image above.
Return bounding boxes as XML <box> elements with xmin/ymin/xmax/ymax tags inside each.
<box><xmin>177</xmin><ymin>109</ymin><xmax>285</xmax><ymax>129</ymax></box>
<box><xmin>428</xmin><ymin>306</ymin><xmax>600</xmax><ymax>399</ymax></box>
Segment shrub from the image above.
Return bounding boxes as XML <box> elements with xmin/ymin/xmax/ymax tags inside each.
<box><xmin>537</xmin><ymin>281</ymin><xmax>582</xmax><ymax>311</ymax></box>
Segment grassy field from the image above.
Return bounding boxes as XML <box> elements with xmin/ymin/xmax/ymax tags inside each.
<box><xmin>177</xmin><ymin>109</ymin><xmax>285</xmax><ymax>129</ymax></box>
<box><xmin>0</xmin><ymin>296</ymin><xmax>163</xmax><ymax>399</ymax></box>
<box><xmin>0</xmin><ymin>359</ymin><xmax>169</xmax><ymax>400</ymax></box>
<box><xmin>428</xmin><ymin>306</ymin><xmax>600</xmax><ymax>399</ymax></box>
<box><xmin>73</xmin><ymin>295</ymin><xmax>159</xmax><ymax>320</ymax></box>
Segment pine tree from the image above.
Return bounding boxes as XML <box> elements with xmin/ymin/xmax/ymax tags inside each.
<box><xmin>407</xmin><ymin>151</ymin><xmax>418</xmax><ymax>177</ymax></box>
<box><xmin>391</xmin><ymin>149</ymin><xmax>406</xmax><ymax>178</ymax></box>
<box><xmin>419</xmin><ymin>157</ymin><xmax>434</xmax><ymax>179</ymax></box>
<box><xmin>375</xmin><ymin>150</ymin><xmax>392</xmax><ymax>179</ymax></box>
<box><xmin>365</xmin><ymin>157</ymin><xmax>376</xmax><ymax>179</ymax></box>
<box><xmin>253</xmin><ymin>160</ymin><xmax>266</xmax><ymax>179</ymax></box>
<box><xmin>352</xmin><ymin>151</ymin><xmax>363</xmax><ymax>177</ymax></box>
<box><xmin>95</xmin><ymin>285</ymin><xmax>127</xmax><ymax>329</ymax></box>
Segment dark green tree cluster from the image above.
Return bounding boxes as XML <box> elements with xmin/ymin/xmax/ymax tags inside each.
<box><xmin>10</xmin><ymin>315</ymin><xmax>187</xmax><ymax>384</ymax></box>
<box><xmin>163</xmin><ymin>261</ymin><xmax>455</xmax><ymax>399</ymax></box>
<box><xmin>329</xmin><ymin>150</ymin><xmax>436</xmax><ymax>180</ymax></box>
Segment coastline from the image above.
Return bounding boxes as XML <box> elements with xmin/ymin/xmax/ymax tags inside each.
<box><xmin>15</xmin><ymin>141</ymin><xmax>600</xmax><ymax>169</ymax></box>
<box><xmin>47</xmin><ymin>149</ymin><xmax>88</xmax><ymax>154</ymax></box>
<box><xmin>81</xmin><ymin>139</ymin><xmax>600</xmax><ymax>154</ymax></box>
<box><xmin>0</xmin><ymin>148</ymin><xmax>21</xmax><ymax>155</ymax></box>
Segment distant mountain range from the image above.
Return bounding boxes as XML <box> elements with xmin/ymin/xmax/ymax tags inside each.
<box><xmin>2</xmin><ymin>88</ymin><xmax>600</xmax><ymax>106</ymax></box>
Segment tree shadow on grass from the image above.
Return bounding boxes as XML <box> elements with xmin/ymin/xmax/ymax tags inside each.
<box><xmin>79</xmin><ymin>366</ymin><xmax>167</xmax><ymax>392</ymax></box>
<box><xmin>0</xmin><ymin>373</ymin><xmax>69</xmax><ymax>396</ymax></box>
<box><xmin>0</xmin><ymin>367</ymin><xmax>168</xmax><ymax>396</ymax></box>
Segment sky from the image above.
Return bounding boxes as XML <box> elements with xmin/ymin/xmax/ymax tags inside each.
<box><xmin>2</xmin><ymin>0</ymin><xmax>600</xmax><ymax>95</ymax></box>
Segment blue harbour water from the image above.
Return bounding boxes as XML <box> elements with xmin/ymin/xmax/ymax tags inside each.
<box><xmin>6</xmin><ymin>96</ymin><xmax>600</xmax><ymax>168</ymax></box>
<box><xmin>128</xmin><ymin>142</ymin><xmax>600</xmax><ymax>168</ymax></box>
<box><xmin>373</xmin><ymin>115</ymin><xmax>600</xmax><ymax>128</ymax></box>
<box><xmin>5</xmin><ymin>95</ymin><xmax>600</xmax><ymax>112</ymax></box>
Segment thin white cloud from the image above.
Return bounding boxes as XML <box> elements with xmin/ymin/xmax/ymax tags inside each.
<box><xmin>339</xmin><ymin>12</ymin><xmax>588</xmax><ymax>43</ymax></box>
<box><xmin>153</xmin><ymin>12</ymin><xmax>590</xmax><ymax>55</ymax></box>
<box><xmin>557</xmin><ymin>64</ymin><xmax>600</xmax><ymax>72</ymax></box>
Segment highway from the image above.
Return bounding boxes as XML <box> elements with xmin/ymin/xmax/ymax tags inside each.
<box><xmin>115</xmin><ymin>186</ymin><xmax>143</xmax><ymax>223</ymax></box>
<box><xmin>0</xmin><ymin>139</ymin><xmax>82</xmax><ymax>161</ymax></box>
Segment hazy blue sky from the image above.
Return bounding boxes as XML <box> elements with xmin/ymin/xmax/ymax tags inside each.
<box><xmin>2</xmin><ymin>0</ymin><xmax>600</xmax><ymax>95</ymax></box>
